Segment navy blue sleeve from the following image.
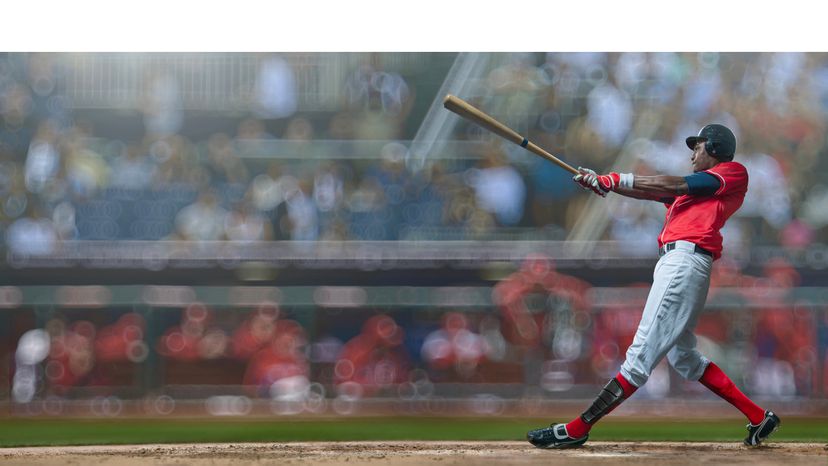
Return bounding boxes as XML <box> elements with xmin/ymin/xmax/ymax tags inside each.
<box><xmin>684</xmin><ymin>172</ymin><xmax>721</xmax><ymax>196</ymax></box>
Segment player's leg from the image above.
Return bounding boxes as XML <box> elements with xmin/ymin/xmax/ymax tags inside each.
<box><xmin>526</xmin><ymin>372</ymin><xmax>636</xmax><ymax>449</ymax></box>
<box><xmin>620</xmin><ymin>250</ymin><xmax>712</xmax><ymax>386</ymax></box>
<box><xmin>667</xmin><ymin>313</ymin><xmax>780</xmax><ymax>445</ymax></box>
<box><xmin>665</xmin><ymin>320</ymin><xmax>709</xmax><ymax>381</ymax></box>
<box><xmin>699</xmin><ymin>361</ymin><xmax>780</xmax><ymax>445</ymax></box>
<box><xmin>528</xmin><ymin>248</ymin><xmax>708</xmax><ymax>449</ymax></box>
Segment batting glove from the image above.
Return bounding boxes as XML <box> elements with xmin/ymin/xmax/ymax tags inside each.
<box><xmin>574</xmin><ymin>167</ymin><xmax>617</xmax><ymax>197</ymax></box>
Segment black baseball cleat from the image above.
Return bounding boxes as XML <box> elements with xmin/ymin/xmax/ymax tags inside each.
<box><xmin>744</xmin><ymin>410</ymin><xmax>781</xmax><ymax>446</ymax></box>
<box><xmin>527</xmin><ymin>423</ymin><xmax>588</xmax><ymax>449</ymax></box>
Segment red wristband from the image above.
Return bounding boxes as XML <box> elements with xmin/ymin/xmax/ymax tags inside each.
<box><xmin>597</xmin><ymin>172</ymin><xmax>620</xmax><ymax>191</ymax></box>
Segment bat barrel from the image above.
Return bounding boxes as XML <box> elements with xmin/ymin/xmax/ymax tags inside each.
<box><xmin>443</xmin><ymin>95</ymin><xmax>579</xmax><ymax>175</ymax></box>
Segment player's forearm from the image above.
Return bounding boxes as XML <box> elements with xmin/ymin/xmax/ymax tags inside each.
<box><xmin>612</xmin><ymin>185</ymin><xmax>670</xmax><ymax>201</ymax></box>
<box><xmin>628</xmin><ymin>175</ymin><xmax>689</xmax><ymax>197</ymax></box>
<box><xmin>608</xmin><ymin>174</ymin><xmax>687</xmax><ymax>201</ymax></box>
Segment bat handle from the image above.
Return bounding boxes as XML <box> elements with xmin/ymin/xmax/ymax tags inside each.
<box><xmin>525</xmin><ymin>141</ymin><xmax>580</xmax><ymax>175</ymax></box>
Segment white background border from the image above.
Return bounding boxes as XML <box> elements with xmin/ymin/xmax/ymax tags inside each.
<box><xmin>0</xmin><ymin>0</ymin><xmax>821</xmax><ymax>52</ymax></box>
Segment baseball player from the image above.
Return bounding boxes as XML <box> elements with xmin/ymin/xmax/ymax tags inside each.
<box><xmin>527</xmin><ymin>124</ymin><xmax>781</xmax><ymax>448</ymax></box>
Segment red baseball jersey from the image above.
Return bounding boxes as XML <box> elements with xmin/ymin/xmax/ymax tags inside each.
<box><xmin>658</xmin><ymin>161</ymin><xmax>749</xmax><ymax>260</ymax></box>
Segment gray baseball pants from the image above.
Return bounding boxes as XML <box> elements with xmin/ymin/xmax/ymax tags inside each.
<box><xmin>619</xmin><ymin>240</ymin><xmax>714</xmax><ymax>387</ymax></box>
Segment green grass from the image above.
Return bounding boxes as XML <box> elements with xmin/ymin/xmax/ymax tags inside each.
<box><xmin>0</xmin><ymin>417</ymin><xmax>825</xmax><ymax>447</ymax></box>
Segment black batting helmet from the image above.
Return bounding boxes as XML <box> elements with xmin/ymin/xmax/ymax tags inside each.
<box><xmin>685</xmin><ymin>124</ymin><xmax>736</xmax><ymax>161</ymax></box>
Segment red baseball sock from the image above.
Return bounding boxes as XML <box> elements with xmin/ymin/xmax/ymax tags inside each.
<box><xmin>565</xmin><ymin>373</ymin><xmax>637</xmax><ymax>438</ymax></box>
<box><xmin>699</xmin><ymin>362</ymin><xmax>765</xmax><ymax>425</ymax></box>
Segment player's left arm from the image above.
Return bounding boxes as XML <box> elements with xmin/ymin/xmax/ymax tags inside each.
<box><xmin>626</xmin><ymin>172</ymin><xmax>721</xmax><ymax>197</ymax></box>
<box><xmin>575</xmin><ymin>168</ymin><xmax>720</xmax><ymax>200</ymax></box>
<box><xmin>615</xmin><ymin>175</ymin><xmax>688</xmax><ymax>199</ymax></box>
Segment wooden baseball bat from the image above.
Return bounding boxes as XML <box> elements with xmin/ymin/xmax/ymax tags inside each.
<box><xmin>442</xmin><ymin>94</ymin><xmax>578</xmax><ymax>175</ymax></box>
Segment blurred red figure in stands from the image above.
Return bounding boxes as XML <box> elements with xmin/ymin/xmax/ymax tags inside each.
<box><xmin>421</xmin><ymin>312</ymin><xmax>489</xmax><ymax>379</ymax></box>
<box><xmin>157</xmin><ymin>302</ymin><xmax>228</xmax><ymax>361</ymax></box>
<box><xmin>334</xmin><ymin>314</ymin><xmax>410</xmax><ymax>398</ymax></box>
<box><xmin>493</xmin><ymin>254</ymin><xmax>592</xmax><ymax>349</ymax></box>
<box><xmin>589</xmin><ymin>283</ymin><xmax>648</xmax><ymax>379</ymax></box>
<box><xmin>752</xmin><ymin>258</ymin><xmax>816</xmax><ymax>396</ymax></box>
<box><xmin>708</xmin><ymin>257</ymin><xmax>758</xmax><ymax>292</ymax></box>
<box><xmin>230</xmin><ymin>302</ymin><xmax>281</xmax><ymax>360</ymax></box>
<box><xmin>45</xmin><ymin>320</ymin><xmax>96</xmax><ymax>392</ymax></box>
<box><xmin>95</xmin><ymin>313</ymin><xmax>148</xmax><ymax>363</ymax></box>
<box><xmin>242</xmin><ymin>318</ymin><xmax>309</xmax><ymax>398</ymax></box>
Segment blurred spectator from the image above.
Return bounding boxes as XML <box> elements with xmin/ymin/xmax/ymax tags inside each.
<box><xmin>421</xmin><ymin>312</ymin><xmax>489</xmax><ymax>380</ymax></box>
<box><xmin>44</xmin><ymin>319</ymin><xmax>96</xmax><ymax>392</ymax></box>
<box><xmin>313</xmin><ymin>162</ymin><xmax>345</xmax><ymax>213</ymax></box>
<box><xmin>589</xmin><ymin>283</ymin><xmax>648</xmax><ymax>380</ymax></box>
<box><xmin>708</xmin><ymin>257</ymin><xmax>760</xmax><ymax>292</ymax></box>
<box><xmin>152</xmin><ymin>135</ymin><xmax>202</xmax><ymax>187</ymax></box>
<box><xmin>249</xmin><ymin>161</ymin><xmax>292</xmax><ymax>241</ymax></box>
<box><xmin>750</xmin><ymin>259</ymin><xmax>814</xmax><ymax>396</ymax></box>
<box><xmin>464</xmin><ymin>147</ymin><xmax>526</xmax><ymax>226</ymax></box>
<box><xmin>157</xmin><ymin>303</ymin><xmax>229</xmax><ymax>361</ymax></box>
<box><xmin>63</xmin><ymin>125</ymin><xmax>109</xmax><ymax>199</ymax></box>
<box><xmin>737</xmin><ymin>149</ymin><xmax>792</xmax><ymax>231</ymax></box>
<box><xmin>334</xmin><ymin>314</ymin><xmax>410</xmax><ymax>398</ymax></box>
<box><xmin>224</xmin><ymin>196</ymin><xmax>272</xmax><ymax>242</ymax></box>
<box><xmin>12</xmin><ymin>328</ymin><xmax>50</xmax><ymax>403</ymax></box>
<box><xmin>94</xmin><ymin>313</ymin><xmax>148</xmax><ymax>364</ymax></box>
<box><xmin>254</xmin><ymin>55</ymin><xmax>297</xmax><ymax>119</ymax></box>
<box><xmin>242</xmin><ymin>318</ymin><xmax>309</xmax><ymax>398</ymax></box>
<box><xmin>283</xmin><ymin>177</ymin><xmax>319</xmax><ymax>241</ymax></box>
<box><xmin>494</xmin><ymin>255</ymin><xmax>592</xmax><ymax>350</ymax></box>
<box><xmin>23</xmin><ymin>119</ymin><xmax>61</xmax><ymax>194</ymax></box>
<box><xmin>345</xmin><ymin>63</ymin><xmax>411</xmax><ymax>117</ymax></box>
<box><xmin>205</xmin><ymin>132</ymin><xmax>249</xmax><ymax>186</ymax></box>
<box><xmin>0</xmin><ymin>82</ymin><xmax>36</xmax><ymax>152</ymax></box>
<box><xmin>586</xmin><ymin>76</ymin><xmax>633</xmax><ymax>148</ymax></box>
<box><xmin>174</xmin><ymin>189</ymin><xmax>228</xmax><ymax>241</ymax></box>
<box><xmin>109</xmin><ymin>143</ymin><xmax>157</xmax><ymax>191</ymax></box>
<box><xmin>50</xmin><ymin>201</ymin><xmax>77</xmax><ymax>240</ymax></box>
<box><xmin>141</xmin><ymin>69</ymin><xmax>182</xmax><ymax>137</ymax></box>
<box><xmin>5</xmin><ymin>205</ymin><xmax>57</xmax><ymax>256</ymax></box>
<box><xmin>231</xmin><ymin>303</ymin><xmax>281</xmax><ymax>360</ymax></box>
<box><xmin>345</xmin><ymin>61</ymin><xmax>413</xmax><ymax>140</ymax></box>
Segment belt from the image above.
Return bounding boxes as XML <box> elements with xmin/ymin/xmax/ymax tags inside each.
<box><xmin>658</xmin><ymin>242</ymin><xmax>713</xmax><ymax>258</ymax></box>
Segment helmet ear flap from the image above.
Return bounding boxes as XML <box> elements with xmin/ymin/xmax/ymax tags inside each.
<box><xmin>705</xmin><ymin>139</ymin><xmax>717</xmax><ymax>156</ymax></box>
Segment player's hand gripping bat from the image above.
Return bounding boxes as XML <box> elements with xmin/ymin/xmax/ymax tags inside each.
<box><xmin>442</xmin><ymin>95</ymin><xmax>579</xmax><ymax>175</ymax></box>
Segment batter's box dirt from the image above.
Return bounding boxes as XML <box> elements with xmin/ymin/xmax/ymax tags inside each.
<box><xmin>1</xmin><ymin>441</ymin><xmax>826</xmax><ymax>465</ymax></box>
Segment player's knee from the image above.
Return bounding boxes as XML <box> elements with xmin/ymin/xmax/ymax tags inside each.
<box><xmin>668</xmin><ymin>351</ymin><xmax>706</xmax><ymax>380</ymax></box>
<box><xmin>619</xmin><ymin>366</ymin><xmax>649</xmax><ymax>388</ymax></box>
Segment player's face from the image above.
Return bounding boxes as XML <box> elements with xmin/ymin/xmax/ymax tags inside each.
<box><xmin>691</xmin><ymin>141</ymin><xmax>717</xmax><ymax>172</ymax></box>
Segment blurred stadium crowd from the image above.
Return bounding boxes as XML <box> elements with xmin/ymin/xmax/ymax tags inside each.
<box><xmin>9</xmin><ymin>255</ymin><xmax>826</xmax><ymax>414</ymax></box>
<box><xmin>3</xmin><ymin>52</ymin><xmax>828</xmax><ymax>413</ymax></box>
<box><xmin>2</xmin><ymin>52</ymin><xmax>828</xmax><ymax>255</ymax></box>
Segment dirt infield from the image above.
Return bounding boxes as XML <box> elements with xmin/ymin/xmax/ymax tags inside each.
<box><xmin>1</xmin><ymin>441</ymin><xmax>826</xmax><ymax>465</ymax></box>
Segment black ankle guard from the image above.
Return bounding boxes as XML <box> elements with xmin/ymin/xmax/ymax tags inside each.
<box><xmin>580</xmin><ymin>378</ymin><xmax>626</xmax><ymax>425</ymax></box>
